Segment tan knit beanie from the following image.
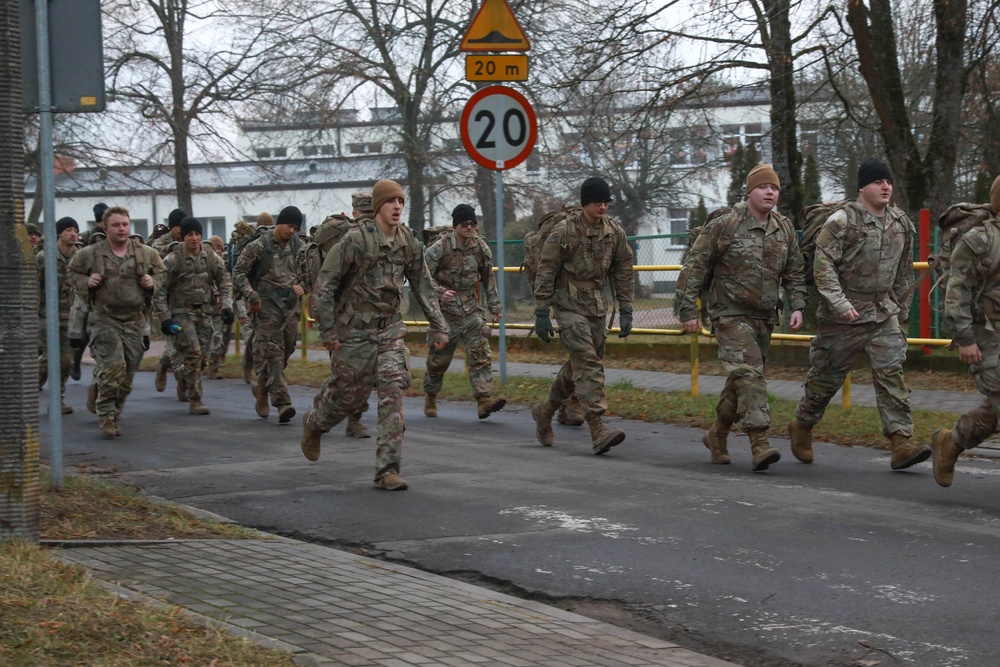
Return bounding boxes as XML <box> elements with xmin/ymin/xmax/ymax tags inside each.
<box><xmin>991</xmin><ymin>175</ymin><xmax>1000</xmax><ymax>215</ymax></box>
<box><xmin>372</xmin><ymin>179</ymin><xmax>405</xmax><ymax>214</ymax></box>
<box><xmin>745</xmin><ymin>163</ymin><xmax>780</xmax><ymax>194</ymax></box>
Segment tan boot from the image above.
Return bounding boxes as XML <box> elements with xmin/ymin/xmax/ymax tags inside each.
<box><xmin>477</xmin><ymin>396</ymin><xmax>506</xmax><ymax>419</ymax></box>
<box><xmin>532</xmin><ymin>401</ymin><xmax>558</xmax><ymax>446</ymax></box>
<box><xmin>61</xmin><ymin>402</ymin><xmax>73</xmax><ymax>415</ymax></box>
<box><xmin>86</xmin><ymin>383</ymin><xmax>98</xmax><ymax>414</ymax></box>
<box><xmin>889</xmin><ymin>433</ymin><xmax>931</xmax><ymax>471</ymax></box>
<box><xmin>99</xmin><ymin>418</ymin><xmax>117</xmax><ymax>439</ymax></box>
<box><xmin>346</xmin><ymin>416</ymin><xmax>370</xmax><ymax>438</ymax></box>
<box><xmin>300</xmin><ymin>410</ymin><xmax>324</xmax><ymax>461</ymax></box>
<box><xmin>251</xmin><ymin>382</ymin><xmax>269</xmax><ymax>418</ymax></box>
<box><xmin>556</xmin><ymin>397</ymin><xmax>585</xmax><ymax>426</ymax></box>
<box><xmin>374</xmin><ymin>473</ymin><xmax>409</xmax><ymax>490</ymax></box>
<box><xmin>189</xmin><ymin>398</ymin><xmax>211</xmax><ymax>415</ymax></box>
<box><xmin>114</xmin><ymin>421</ymin><xmax>123</xmax><ymax>437</ymax></box>
<box><xmin>931</xmin><ymin>428</ymin><xmax>963</xmax><ymax>487</ymax></box>
<box><xmin>787</xmin><ymin>419</ymin><xmax>814</xmax><ymax>463</ymax></box>
<box><xmin>588</xmin><ymin>414</ymin><xmax>625</xmax><ymax>455</ymax></box>
<box><xmin>702</xmin><ymin>420</ymin><xmax>731</xmax><ymax>464</ymax></box>
<box><xmin>278</xmin><ymin>404</ymin><xmax>296</xmax><ymax>424</ymax></box>
<box><xmin>242</xmin><ymin>362</ymin><xmax>254</xmax><ymax>384</ymax></box>
<box><xmin>424</xmin><ymin>394</ymin><xmax>437</xmax><ymax>418</ymax></box>
<box><xmin>749</xmin><ymin>429</ymin><xmax>781</xmax><ymax>471</ymax></box>
<box><xmin>204</xmin><ymin>363</ymin><xmax>223</xmax><ymax>380</ymax></box>
<box><xmin>155</xmin><ymin>356</ymin><xmax>168</xmax><ymax>392</ymax></box>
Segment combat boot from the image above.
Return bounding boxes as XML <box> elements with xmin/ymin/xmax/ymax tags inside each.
<box><xmin>588</xmin><ymin>414</ymin><xmax>626</xmax><ymax>455</ymax></box>
<box><xmin>204</xmin><ymin>362</ymin><xmax>223</xmax><ymax>380</ymax></box>
<box><xmin>61</xmin><ymin>402</ymin><xmax>73</xmax><ymax>415</ymax></box>
<box><xmin>251</xmin><ymin>382</ymin><xmax>269</xmax><ymax>418</ymax></box>
<box><xmin>931</xmin><ymin>428</ymin><xmax>963</xmax><ymax>487</ymax></box>
<box><xmin>374</xmin><ymin>473</ymin><xmax>408</xmax><ymax>491</ymax></box>
<box><xmin>424</xmin><ymin>394</ymin><xmax>437</xmax><ymax>418</ymax></box>
<box><xmin>532</xmin><ymin>400</ymin><xmax>558</xmax><ymax>446</ymax></box>
<box><xmin>99</xmin><ymin>418</ymin><xmax>116</xmax><ymax>439</ymax></box>
<box><xmin>114</xmin><ymin>421</ymin><xmax>123</xmax><ymax>437</ymax></box>
<box><xmin>702</xmin><ymin>420</ymin><xmax>731</xmax><ymax>464</ymax></box>
<box><xmin>787</xmin><ymin>419</ymin><xmax>814</xmax><ymax>463</ymax></box>
<box><xmin>749</xmin><ymin>429</ymin><xmax>781</xmax><ymax>471</ymax></box>
<box><xmin>556</xmin><ymin>397</ymin><xmax>585</xmax><ymax>426</ymax></box>
<box><xmin>277</xmin><ymin>404</ymin><xmax>296</xmax><ymax>424</ymax></box>
<box><xmin>189</xmin><ymin>398</ymin><xmax>211</xmax><ymax>415</ymax></box>
<box><xmin>477</xmin><ymin>395</ymin><xmax>506</xmax><ymax>419</ymax></box>
<box><xmin>242</xmin><ymin>362</ymin><xmax>254</xmax><ymax>384</ymax></box>
<box><xmin>889</xmin><ymin>433</ymin><xmax>931</xmax><ymax>470</ymax></box>
<box><xmin>86</xmin><ymin>383</ymin><xmax>98</xmax><ymax>414</ymax></box>
<box><xmin>300</xmin><ymin>410</ymin><xmax>323</xmax><ymax>461</ymax></box>
<box><xmin>154</xmin><ymin>356</ymin><xmax>168</xmax><ymax>392</ymax></box>
<box><xmin>346</xmin><ymin>416</ymin><xmax>370</xmax><ymax>438</ymax></box>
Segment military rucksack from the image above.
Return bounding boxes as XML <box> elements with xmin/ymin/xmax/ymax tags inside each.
<box><xmin>521</xmin><ymin>205</ymin><xmax>582</xmax><ymax>290</ymax></box>
<box><xmin>227</xmin><ymin>220</ymin><xmax>263</xmax><ymax>273</ymax></box>
<box><xmin>421</xmin><ymin>225</ymin><xmax>454</xmax><ymax>248</ymax></box>
<box><xmin>796</xmin><ymin>201</ymin><xmax>869</xmax><ymax>285</ymax></box>
<box><xmin>331</xmin><ymin>221</ymin><xmax>419</xmax><ymax>310</ymax></box>
<box><xmin>300</xmin><ymin>214</ymin><xmax>356</xmax><ymax>294</ymax></box>
<box><xmin>928</xmin><ymin>203</ymin><xmax>1000</xmax><ymax>303</ymax></box>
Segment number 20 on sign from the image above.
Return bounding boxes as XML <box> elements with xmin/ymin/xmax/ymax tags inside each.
<box><xmin>460</xmin><ymin>86</ymin><xmax>538</xmax><ymax>171</ymax></box>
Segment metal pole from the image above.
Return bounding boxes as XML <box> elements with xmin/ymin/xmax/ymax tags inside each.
<box><xmin>36</xmin><ymin>0</ymin><xmax>63</xmax><ymax>490</ymax></box>
<box><xmin>495</xmin><ymin>169</ymin><xmax>506</xmax><ymax>383</ymax></box>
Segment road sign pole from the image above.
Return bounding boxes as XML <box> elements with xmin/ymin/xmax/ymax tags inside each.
<box><xmin>496</xmin><ymin>170</ymin><xmax>506</xmax><ymax>384</ymax></box>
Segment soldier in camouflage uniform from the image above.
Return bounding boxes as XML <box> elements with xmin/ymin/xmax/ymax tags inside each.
<box><xmin>67</xmin><ymin>206</ymin><xmax>165</xmax><ymax>438</ymax></box>
<box><xmin>423</xmin><ymin>203</ymin><xmax>505</xmax><ymax>419</ymax></box>
<box><xmin>204</xmin><ymin>235</ymin><xmax>229</xmax><ymax>378</ymax></box>
<box><xmin>300</xmin><ymin>179</ymin><xmax>449</xmax><ymax>491</ymax></box>
<box><xmin>931</xmin><ymin>176</ymin><xmax>1000</xmax><ymax>487</ymax></box>
<box><xmin>789</xmin><ymin>158</ymin><xmax>929</xmax><ymax>470</ymax></box>
<box><xmin>231</xmin><ymin>213</ymin><xmax>272</xmax><ymax>385</ymax></box>
<box><xmin>233</xmin><ymin>206</ymin><xmax>305</xmax><ymax>424</ymax></box>
<box><xmin>152</xmin><ymin>208</ymin><xmax>189</xmax><ymax>399</ymax></box>
<box><xmin>37</xmin><ymin>216</ymin><xmax>80</xmax><ymax>413</ymax></box>
<box><xmin>676</xmin><ymin>164</ymin><xmax>806</xmax><ymax>470</ymax></box>
<box><xmin>26</xmin><ymin>223</ymin><xmax>42</xmax><ymax>254</ymax></box>
<box><xmin>154</xmin><ymin>218</ymin><xmax>234</xmax><ymax>415</ymax></box>
<box><xmin>532</xmin><ymin>177</ymin><xmax>635</xmax><ymax>455</ymax></box>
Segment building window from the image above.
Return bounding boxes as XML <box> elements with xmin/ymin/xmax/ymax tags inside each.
<box><xmin>669</xmin><ymin>209</ymin><xmax>689</xmax><ymax>247</ymax></box>
<box><xmin>347</xmin><ymin>142</ymin><xmax>383</xmax><ymax>154</ymax></box>
<box><xmin>255</xmin><ymin>147</ymin><xmax>288</xmax><ymax>159</ymax></box>
<box><xmin>302</xmin><ymin>144</ymin><xmax>337</xmax><ymax>157</ymax></box>
<box><xmin>200</xmin><ymin>217</ymin><xmax>226</xmax><ymax>239</ymax></box>
<box><xmin>131</xmin><ymin>218</ymin><xmax>149</xmax><ymax>241</ymax></box>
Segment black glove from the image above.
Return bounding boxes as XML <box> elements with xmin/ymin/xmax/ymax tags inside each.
<box><xmin>618</xmin><ymin>309</ymin><xmax>633</xmax><ymax>338</ymax></box>
<box><xmin>142</xmin><ymin>335</ymin><xmax>150</xmax><ymax>351</ymax></box>
<box><xmin>69</xmin><ymin>337</ymin><xmax>83</xmax><ymax>350</ymax></box>
<box><xmin>160</xmin><ymin>319</ymin><xmax>178</xmax><ymax>336</ymax></box>
<box><xmin>534</xmin><ymin>308</ymin><xmax>555</xmax><ymax>343</ymax></box>
<box><xmin>221</xmin><ymin>308</ymin><xmax>235</xmax><ymax>325</ymax></box>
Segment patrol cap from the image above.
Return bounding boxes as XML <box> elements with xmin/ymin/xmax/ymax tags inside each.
<box><xmin>352</xmin><ymin>191</ymin><xmax>374</xmax><ymax>213</ymax></box>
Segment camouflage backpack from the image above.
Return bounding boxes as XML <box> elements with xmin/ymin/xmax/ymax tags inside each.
<box><xmin>521</xmin><ymin>205</ymin><xmax>582</xmax><ymax>290</ymax></box>
<box><xmin>422</xmin><ymin>225</ymin><xmax>454</xmax><ymax>248</ymax></box>
<box><xmin>226</xmin><ymin>220</ymin><xmax>261</xmax><ymax>273</ymax></box>
<box><xmin>796</xmin><ymin>201</ymin><xmax>868</xmax><ymax>285</ymax></box>
<box><xmin>929</xmin><ymin>203</ymin><xmax>1000</xmax><ymax>303</ymax></box>
<box><xmin>300</xmin><ymin>214</ymin><xmax>356</xmax><ymax>294</ymax></box>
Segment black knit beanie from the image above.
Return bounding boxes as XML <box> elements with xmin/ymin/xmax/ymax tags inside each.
<box><xmin>451</xmin><ymin>204</ymin><xmax>477</xmax><ymax>226</ymax></box>
<box><xmin>93</xmin><ymin>202</ymin><xmax>109</xmax><ymax>224</ymax></box>
<box><xmin>580</xmin><ymin>177</ymin><xmax>612</xmax><ymax>205</ymax></box>
<box><xmin>857</xmin><ymin>158</ymin><xmax>893</xmax><ymax>190</ymax></box>
<box><xmin>56</xmin><ymin>217</ymin><xmax>79</xmax><ymax>235</ymax></box>
<box><xmin>168</xmin><ymin>208</ymin><xmax>187</xmax><ymax>229</ymax></box>
<box><xmin>276</xmin><ymin>205</ymin><xmax>303</xmax><ymax>228</ymax></box>
<box><xmin>179</xmin><ymin>216</ymin><xmax>203</xmax><ymax>238</ymax></box>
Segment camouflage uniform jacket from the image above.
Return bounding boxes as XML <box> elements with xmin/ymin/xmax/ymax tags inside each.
<box><xmin>67</xmin><ymin>239</ymin><xmax>165</xmax><ymax>321</ymax></box>
<box><xmin>675</xmin><ymin>203</ymin><xmax>806</xmax><ymax>324</ymax></box>
<box><xmin>151</xmin><ymin>232</ymin><xmax>179</xmax><ymax>258</ymax></box>
<box><xmin>944</xmin><ymin>215</ymin><xmax>1000</xmax><ymax>346</ymax></box>
<box><xmin>232</xmin><ymin>229</ymin><xmax>303</xmax><ymax>309</ymax></box>
<box><xmin>813</xmin><ymin>201</ymin><xmax>914</xmax><ymax>325</ymax></box>
<box><xmin>313</xmin><ymin>220</ymin><xmax>448</xmax><ymax>342</ymax></box>
<box><xmin>533</xmin><ymin>212</ymin><xmax>634</xmax><ymax>317</ymax></box>
<box><xmin>425</xmin><ymin>231</ymin><xmax>501</xmax><ymax>320</ymax></box>
<box><xmin>36</xmin><ymin>244</ymin><xmax>77</xmax><ymax>322</ymax></box>
<box><xmin>154</xmin><ymin>245</ymin><xmax>233</xmax><ymax>321</ymax></box>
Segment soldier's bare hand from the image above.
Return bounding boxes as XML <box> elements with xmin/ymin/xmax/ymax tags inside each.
<box><xmin>789</xmin><ymin>310</ymin><xmax>804</xmax><ymax>331</ymax></box>
<box><xmin>250</xmin><ymin>300</ymin><xmax>262</xmax><ymax>313</ymax></box>
<box><xmin>293</xmin><ymin>284</ymin><xmax>305</xmax><ymax>297</ymax></box>
<box><xmin>431</xmin><ymin>339</ymin><xmax>448</xmax><ymax>351</ymax></box>
<box><xmin>682</xmin><ymin>318</ymin><xmax>700</xmax><ymax>334</ymax></box>
<box><xmin>88</xmin><ymin>273</ymin><xmax>103</xmax><ymax>288</ymax></box>
<box><xmin>441</xmin><ymin>290</ymin><xmax>455</xmax><ymax>303</ymax></box>
<box><xmin>324</xmin><ymin>339</ymin><xmax>341</xmax><ymax>352</ymax></box>
<box><xmin>959</xmin><ymin>343</ymin><xmax>982</xmax><ymax>364</ymax></box>
<box><xmin>139</xmin><ymin>274</ymin><xmax>154</xmax><ymax>290</ymax></box>
<box><xmin>839</xmin><ymin>307</ymin><xmax>859</xmax><ymax>322</ymax></box>
<box><xmin>493</xmin><ymin>312</ymin><xmax>501</xmax><ymax>324</ymax></box>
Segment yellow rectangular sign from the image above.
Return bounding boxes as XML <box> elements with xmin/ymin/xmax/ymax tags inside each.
<box><xmin>465</xmin><ymin>55</ymin><xmax>529</xmax><ymax>82</ymax></box>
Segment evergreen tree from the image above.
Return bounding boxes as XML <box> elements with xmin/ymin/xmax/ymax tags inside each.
<box><xmin>803</xmin><ymin>152</ymin><xmax>822</xmax><ymax>206</ymax></box>
<box><xmin>974</xmin><ymin>171</ymin><xmax>991</xmax><ymax>204</ymax></box>
<box><xmin>726</xmin><ymin>143</ymin><xmax>746</xmax><ymax>205</ymax></box>
<box><xmin>843</xmin><ymin>154</ymin><xmax>860</xmax><ymax>200</ymax></box>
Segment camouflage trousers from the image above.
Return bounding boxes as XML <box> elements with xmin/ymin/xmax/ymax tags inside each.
<box><xmin>240</xmin><ymin>317</ymin><xmax>255</xmax><ymax>374</ymax></box>
<box><xmin>172</xmin><ymin>310</ymin><xmax>215</xmax><ymax>400</ymax></box>
<box><xmin>796</xmin><ymin>318</ymin><xmax>912</xmax><ymax>437</ymax></box>
<box><xmin>209</xmin><ymin>316</ymin><xmax>232</xmax><ymax>366</ymax></box>
<box><xmin>952</xmin><ymin>326</ymin><xmax>1000</xmax><ymax>449</ymax></box>
<box><xmin>713</xmin><ymin>316</ymin><xmax>773</xmax><ymax>430</ymax></box>
<box><xmin>548</xmin><ymin>309</ymin><xmax>607</xmax><ymax>418</ymax></box>
<box><xmin>39</xmin><ymin>320</ymin><xmax>73</xmax><ymax>399</ymax></box>
<box><xmin>423</xmin><ymin>312</ymin><xmax>493</xmax><ymax>398</ymax></box>
<box><xmin>89</xmin><ymin>311</ymin><xmax>145</xmax><ymax>420</ymax></box>
<box><xmin>252</xmin><ymin>303</ymin><xmax>298</xmax><ymax>407</ymax></box>
<box><xmin>311</xmin><ymin>321</ymin><xmax>410</xmax><ymax>479</ymax></box>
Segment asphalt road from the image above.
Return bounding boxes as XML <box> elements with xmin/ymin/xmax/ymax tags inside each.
<box><xmin>45</xmin><ymin>368</ymin><xmax>1000</xmax><ymax>667</ymax></box>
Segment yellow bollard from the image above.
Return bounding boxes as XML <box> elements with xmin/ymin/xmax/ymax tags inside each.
<box><xmin>234</xmin><ymin>317</ymin><xmax>241</xmax><ymax>357</ymax></box>
<box><xmin>301</xmin><ymin>298</ymin><xmax>308</xmax><ymax>364</ymax></box>
<box><xmin>842</xmin><ymin>372</ymin><xmax>851</xmax><ymax>408</ymax></box>
<box><xmin>690</xmin><ymin>331</ymin><xmax>699</xmax><ymax>397</ymax></box>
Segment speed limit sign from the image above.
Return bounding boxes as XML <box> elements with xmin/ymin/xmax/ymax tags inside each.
<box><xmin>460</xmin><ymin>85</ymin><xmax>537</xmax><ymax>171</ymax></box>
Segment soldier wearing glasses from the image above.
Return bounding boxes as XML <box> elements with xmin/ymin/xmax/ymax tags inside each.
<box><xmin>422</xmin><ymin>204</ymin><xmax>505</xmax><ymax>420</ymax></box>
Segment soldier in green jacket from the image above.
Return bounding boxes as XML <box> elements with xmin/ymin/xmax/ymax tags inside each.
<box><xmin>37</xmin><ymin>216</ymin><xmax>80</xmax><ymax>413</ymax></box>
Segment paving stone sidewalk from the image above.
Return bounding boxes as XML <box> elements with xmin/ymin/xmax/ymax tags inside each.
<box><xmin>56</xmin><ymin>538</ymin><xmax>742</xmax><ymax>667</ymax></box>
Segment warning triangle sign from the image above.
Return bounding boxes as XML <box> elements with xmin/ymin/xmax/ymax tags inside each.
<box><xmin>460</xmin><ymin>0</ymin><xmax>530</xmax><ymax>52</ymax></box>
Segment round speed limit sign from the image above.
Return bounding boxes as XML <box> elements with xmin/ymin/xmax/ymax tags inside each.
<box><xmin>460</xmin><ymin>86</ymin><xmax>538</xmax><ymax>171</ymax></box>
